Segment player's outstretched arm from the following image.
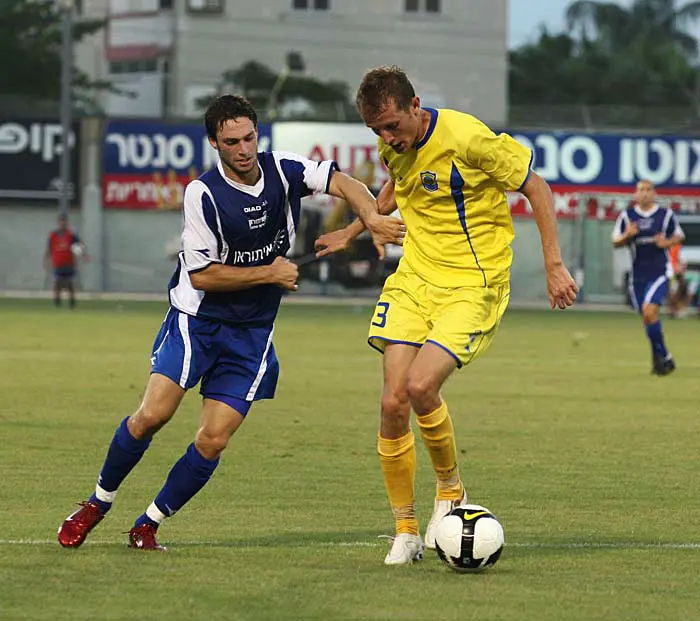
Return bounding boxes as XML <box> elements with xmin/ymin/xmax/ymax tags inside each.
<box><xmin>326</xmin><ymin>172</ymin><xmax>404</xmax><ymax>259</ymax></box>
<box><xmin>315</xmin><ymin>180</ymin><xmax>400</xmax><ymax>257</ymax></box>
<box><xmin>190</xmin><ymin>257</ymin><xmax>299</xmax><ymax>292</ymax></box>
<box><xmin>522</xmin><ymin>171</ymin><xmax>579</xmax><ymax>309</ymax></box>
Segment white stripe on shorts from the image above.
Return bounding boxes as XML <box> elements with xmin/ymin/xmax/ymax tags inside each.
<box><xmin>177</xmin><ymin>312</ymin><xmax>192</xmax><ymax>388</ymax></box>
<box><xmin>644</xmin><ymin>275</ymin><xmax>668</xmax><ymax>306</ymax></box>
<box><xmin>246</xmin><ymin>326</ymin><xmax>275</xmax><ymax>401</ymax></box>
<box><xmin>628</xmin><ymin>273</ymin><xmax>639</xmax><ymax>312</ymax></box>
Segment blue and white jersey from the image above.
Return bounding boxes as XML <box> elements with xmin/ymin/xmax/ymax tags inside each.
<box><xmin>168</xmin><ymin>151</ymin><xmax>338</xmax><ymax>326</ymax></box>
<box><xmin>613</xmin><ymin>204</ymin><xmax>684</xmax><ymax>281</ymax></box>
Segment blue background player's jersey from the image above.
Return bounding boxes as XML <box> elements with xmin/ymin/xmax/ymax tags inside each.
<box><xmin>612</xmin><ymin>204</ymin><xmax>684</xmax><ymax>281</ymax></box>
<box><xmin>168</xmin><ymin>150</ymin><xmax>337</xmax><ymax>326</ymax></box>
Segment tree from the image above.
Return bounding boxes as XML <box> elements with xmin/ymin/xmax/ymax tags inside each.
<box><xmin>562</xmin><ymin>0</ymin><xmax>700</xmax><ymax>108</ymax></box>
<box><xmin>566</xmin><ymin>0</ymin><xmax>700</xmax><ymax>59</ymax></box>
<box><xmin>509</xmin><ymin>0</ymin><xmax>700</xmax><ymax>121</ymax></box>
<box><xmin>196</xmin><ymin>60</ymin><xmax>354</xmax><ymax>121</ymax></box>
<box><xmin>0</xmin><ymin>0</ymin><xmax>108</xmax><ymax>110</ymax></box>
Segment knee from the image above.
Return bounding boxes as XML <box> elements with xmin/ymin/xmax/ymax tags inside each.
<box><xmin>129</xmin><ymin>403</ymin><xmax>172</xmax><ymax>439</ymax></box>
<box><xmin>194</xmin><ymin>429</ymin><xmax>229</xmax><ymax>461</ymax></box>
<box><xmin>406</xmin><ymin>375</ymin><xmax>437</xmax><ymax>407</ymax></box>
<box><xmin>642</xmin><ymin>305</ymin><xmax>658</xmax><ymax>324</ymax></box>
<box><xmin>380</xmin><ymin>390</ymin><xmax>411</xmax><ymax>422</ymax></box>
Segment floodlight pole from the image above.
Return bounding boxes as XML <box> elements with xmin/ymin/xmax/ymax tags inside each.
<box><xmin>58</xmin><ymin>0</ymin><xmax>74</xmax><ymax>219</ymax></box>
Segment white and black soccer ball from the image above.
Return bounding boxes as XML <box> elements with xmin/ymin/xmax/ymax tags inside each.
<box><xmin>434</xmin><ymin>504</ymin><xmax>504</xmax><ymax>573</ymax></box>
<box><xmin>71</xmin><ymin>242</ymin><xmax>85</xmax><ymax>258</ymax></box>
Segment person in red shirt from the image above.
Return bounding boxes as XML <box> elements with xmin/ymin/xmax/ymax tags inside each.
<box><xmin>44</xmin><ymin>215</ymin><xmax>85</xmax><ymax>308</ymax></box>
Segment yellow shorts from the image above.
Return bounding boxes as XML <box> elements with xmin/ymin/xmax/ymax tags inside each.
<box><xmin>368</xmin><ymin>268</ymin><xmax>510</xmax><ymax>367</ymax></box>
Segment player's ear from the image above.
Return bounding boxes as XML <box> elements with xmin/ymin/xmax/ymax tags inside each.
<box><xmin>411</xmin><ymin>96</ymin><xmax>421</xmax><ymax>112</ymax></box>
<box><xmin>208</xmin><ymin>136</ymin><xmax>219</xmax><ymax>151</ymax></box>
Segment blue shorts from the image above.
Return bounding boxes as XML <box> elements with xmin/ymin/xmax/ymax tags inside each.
<box><xmin>629</xmin><ymin>274</ymin><xmax>669</xmax><ymax>312</ymax></box>
<box><xmin>54</xmin><ymin>267</ymin><xmax>75</xmax><ymax>280</ymax></box>
<box><xmin>150</xmin><ymin>308</ymin><xmax>279</xmax><ymax>412</ymax></box>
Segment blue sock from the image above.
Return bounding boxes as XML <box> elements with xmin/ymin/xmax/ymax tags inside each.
<box><xmin>645</xmin><ymin>321</ymin><xmax>669</xmax><ymax>359</ymax></box>
<box><xmin>89</xmin><ymin>417</ymin><xmax>151</xmax><ymax>514</ymax></box>
<box><xmin>134</xmin><ymin>443</ymin><xmax>219</xmax><ymax>529</ymax></box>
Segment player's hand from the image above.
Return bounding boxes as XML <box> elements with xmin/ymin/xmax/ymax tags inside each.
<box><xmin>626</xmin><ymin>222</ymin><xmax>639</xmax><ymax>239</ymax></box>
<box><xmin>314</xmin><ymin>229</ymin><xmax>352</xmax><ymax>258</ymax></box>
<box><xmin>365</xmin><ymin>213</ymin><xmax>406</xmax><ymax>260</ymax></box>
<box><xmin>546</xmin><ymin>262</ymin><xmax>579</xmax><ymax>309</ymax></box>
<box><xmin>269</xmin><ymin>256</ymin><xmax>299</xmax><ymax>291</ymax></box>
<box><xmin>654</xmin><ymin>233</ymin><xmax>669</xmax><ymax>248</ymax></box>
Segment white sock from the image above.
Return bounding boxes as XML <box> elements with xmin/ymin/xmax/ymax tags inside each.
<box><xmin>145</xmin><ymin>502</ymin><xmax>167</xmax><ymax>525</ymax></box>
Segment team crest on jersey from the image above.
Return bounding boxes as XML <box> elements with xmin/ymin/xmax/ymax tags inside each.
<box><xmin>420</xmin><ymin>170</ymin><xmax>438</xmax><ymax>192</ymax></box>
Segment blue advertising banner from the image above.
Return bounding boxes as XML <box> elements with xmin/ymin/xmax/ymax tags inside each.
<box><xmin>510</xmin><ymin>130</ymin><xmax>700</xmax><ymax>191</ymax></box>
<box><xmin>0</xmin><ymin>119</ymin><xmax>80</xmax><ymax>202</ymax></box>
<box><xmin>103</xmin><ymin>120</ymin><xmax>272</xmax><ymax>209</ymax></box>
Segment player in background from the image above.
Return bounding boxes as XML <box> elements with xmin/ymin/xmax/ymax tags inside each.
<box><xmin>45</xmin><ymin>215</ymin><xmax>86</xmax><ymax>308</ymax></box>
<box><xmin>612</xmin><ymin>180</ymin><xmax>684</xmax><ymax>375</ymax></box>
<box><xmin>57</xmin><ymin>95</ymin><xmax>404</xmax><ymax>551</ymax></box>
<box><xmin>315</xmin><ymin>66</ymin><xmax>578</xmax><ymax>565</ymax></box>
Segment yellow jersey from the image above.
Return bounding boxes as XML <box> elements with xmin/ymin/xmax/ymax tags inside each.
<box><xmin>379</xmin><ymin>108</ymin><xmax>532</xmax><ymax>287</ymax></box>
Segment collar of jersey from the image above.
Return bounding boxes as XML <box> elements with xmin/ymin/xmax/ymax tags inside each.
<box><xmin>634</xmin><ymin>203</ymin><xmax>659</xmax><ymax>218</ymax></box>
<box><xmin>415</xmin><ymin>108</ymin><xmax>438</xmax><ymax>150</ymax></box>
<box><xmin>217</xmin><ymin>160</ymin><xmax>265</xmax><ymax>197</ymax></box>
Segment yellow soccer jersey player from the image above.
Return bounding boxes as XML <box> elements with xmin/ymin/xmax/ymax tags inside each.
<box><xmin>379</xmin><ymin>108</ymin><xmax>532</xmax><ymax>289</ymax></box>
<box><xmin>367</xmin><ymin>109</ymin><xmax>531</xmax><ymax>366</ymax></box>
<box><xmin>315</xmin><ymin>66</ymin><xmax>578</xmax><ymax>567</ymax></box>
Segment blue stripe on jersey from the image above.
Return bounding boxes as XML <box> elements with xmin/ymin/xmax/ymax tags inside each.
<box><xmin>416</xmin><ymin>108</ymin><xmax>438</xmax><ymax>150</ymax></box>
<box><xmin>325</xmin><ymin>162</ymin><xmax>339</xmax><ymax>193</ymax></box>
<box><xmin>450</xmin><ymin>163</ymin><xmax>487</xmax><ymax>287</ymax></box>
<box><xmin>201</xmin><ymin>192</ymin><xmax>223</xmax><ymax>261</ymax></box>
<box><xmin>279</xmin><ymin>159</ymin><xmax>313</xmax><ymax>199</ymax></box>
<box><xmin>516</xmin><ymin>151</ymin><xmax>534</xmax><ymax>191</ymax></box>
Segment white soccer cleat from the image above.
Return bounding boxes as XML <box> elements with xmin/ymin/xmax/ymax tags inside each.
<box><xmin>424</xmin><ymin>490</ymin><xmax>468</xmax><ymax>550</ymax></box>
<box><xmin>383</xmin><ymin>533</ymin><xmax>424</xmax><ymax>565</ymax></box>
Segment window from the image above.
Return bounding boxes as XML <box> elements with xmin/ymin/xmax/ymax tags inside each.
<box><xmin>159</xmin><ymin>0</ymin><xmax>173</xmax><ymax>8</ymax></box>
<box><xmin>110</xmin><ymin>59</ymin><xmax>158</xmax><ymax>74</ymax></box>
<box><xmin>187</xmin><ymin>0</ymin><xmax>224</xmax><ymax>13</ymax></box>
<box><xmin>293</xmin><ymin>0</ymin><xmax>330</xmax><ymax>10</ymax></box>
<box><xmin>405</xmin><ymin>0</ymin><xmax>440</xmax><ymax>13</ymax></box>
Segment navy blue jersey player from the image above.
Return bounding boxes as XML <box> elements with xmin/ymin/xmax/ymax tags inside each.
<box><xmin>57</xmin><ymin>95</ymin><xmax>405</xmax><ymax>550</ymax></box>
<box><xmin>612</xmin><ymin>180</ymin><xmax>684</xmax><ymax>375</ymax></box>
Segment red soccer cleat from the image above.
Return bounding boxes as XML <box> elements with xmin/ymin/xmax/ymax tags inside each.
<box><xmin>57</xmin><ymin>501</ymin><xmax>105</xmax><ymax>548</ymax></box>
<box><xmin>127</xmin><ymin>524</ymin><xmax>167</xmax><ymax>551</ymax></box>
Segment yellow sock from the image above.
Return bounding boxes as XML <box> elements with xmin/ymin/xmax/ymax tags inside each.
<box><xmin>417</xmin><ymin>402</ymin><xmax>464</xmax><ymax>501</ymax></box>
<box><xmin>377</xmin><ymin>431</ymin><xmax>419</xmax><ymax>536</ymax></box>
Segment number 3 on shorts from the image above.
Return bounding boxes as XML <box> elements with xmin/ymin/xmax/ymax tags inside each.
<box><xmin>372</xmin><ymin>302</ymin><xmax>390</xmax><ymax>328</ymax></box>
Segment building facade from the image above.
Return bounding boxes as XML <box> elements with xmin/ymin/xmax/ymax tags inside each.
<box><xmin>79</xmin><ymin>0</ymin><xmax>508</xmax><ymax>124</ymax></box>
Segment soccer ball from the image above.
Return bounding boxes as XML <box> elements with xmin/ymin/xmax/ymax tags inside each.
<box><xmin>71</xmin><ymin>242</ymin><xmax>85</xmax><ymax>258</ymax></box>
<box><xmin>434</xmin><ymin>504</ymin><xmax>504</xmax><ymax>573</ymax></box>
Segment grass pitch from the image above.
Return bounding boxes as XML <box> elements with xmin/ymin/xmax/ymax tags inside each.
<box><xmin>1</xmin><ymin>298</ymin><xmax>699</xmax><ymax>620</ymax></box>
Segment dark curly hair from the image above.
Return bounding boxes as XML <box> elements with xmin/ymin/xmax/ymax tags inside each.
<box><xmin>204</xmin><ymin>95</ymin><xmax>258</xmax><ymax>141</ymax></box>
<box><xmin>355</xmin><ymin>65</ymin><xmax>416</xmax><ymax>117</ymax></box>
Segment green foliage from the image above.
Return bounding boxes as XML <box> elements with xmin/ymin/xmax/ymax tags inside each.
<box><xmin>510</xmin><ymin>0</ymin><xmax>700</xmax><ymax>107</ymax></box>
<box><xmin>197</xmin><ymin>60</ymin><xmax>352</xmax><ymax>118</ymax></box>
<box><xmin>0</xmin><ymin>0</ymin><xmax>108</xmax><ymax>109</ymax></box>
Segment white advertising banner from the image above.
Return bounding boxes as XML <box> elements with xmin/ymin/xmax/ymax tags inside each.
<box><xmin>272</xmin><ymin>123</ymin><xmax>389</xmax><ymax>189</ymax></box>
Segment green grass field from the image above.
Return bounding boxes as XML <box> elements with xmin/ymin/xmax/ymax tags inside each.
<box><xmin>1</xmin><ymin>298</ymin><xmax>699</xmax><ymax>620</ymax></box>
